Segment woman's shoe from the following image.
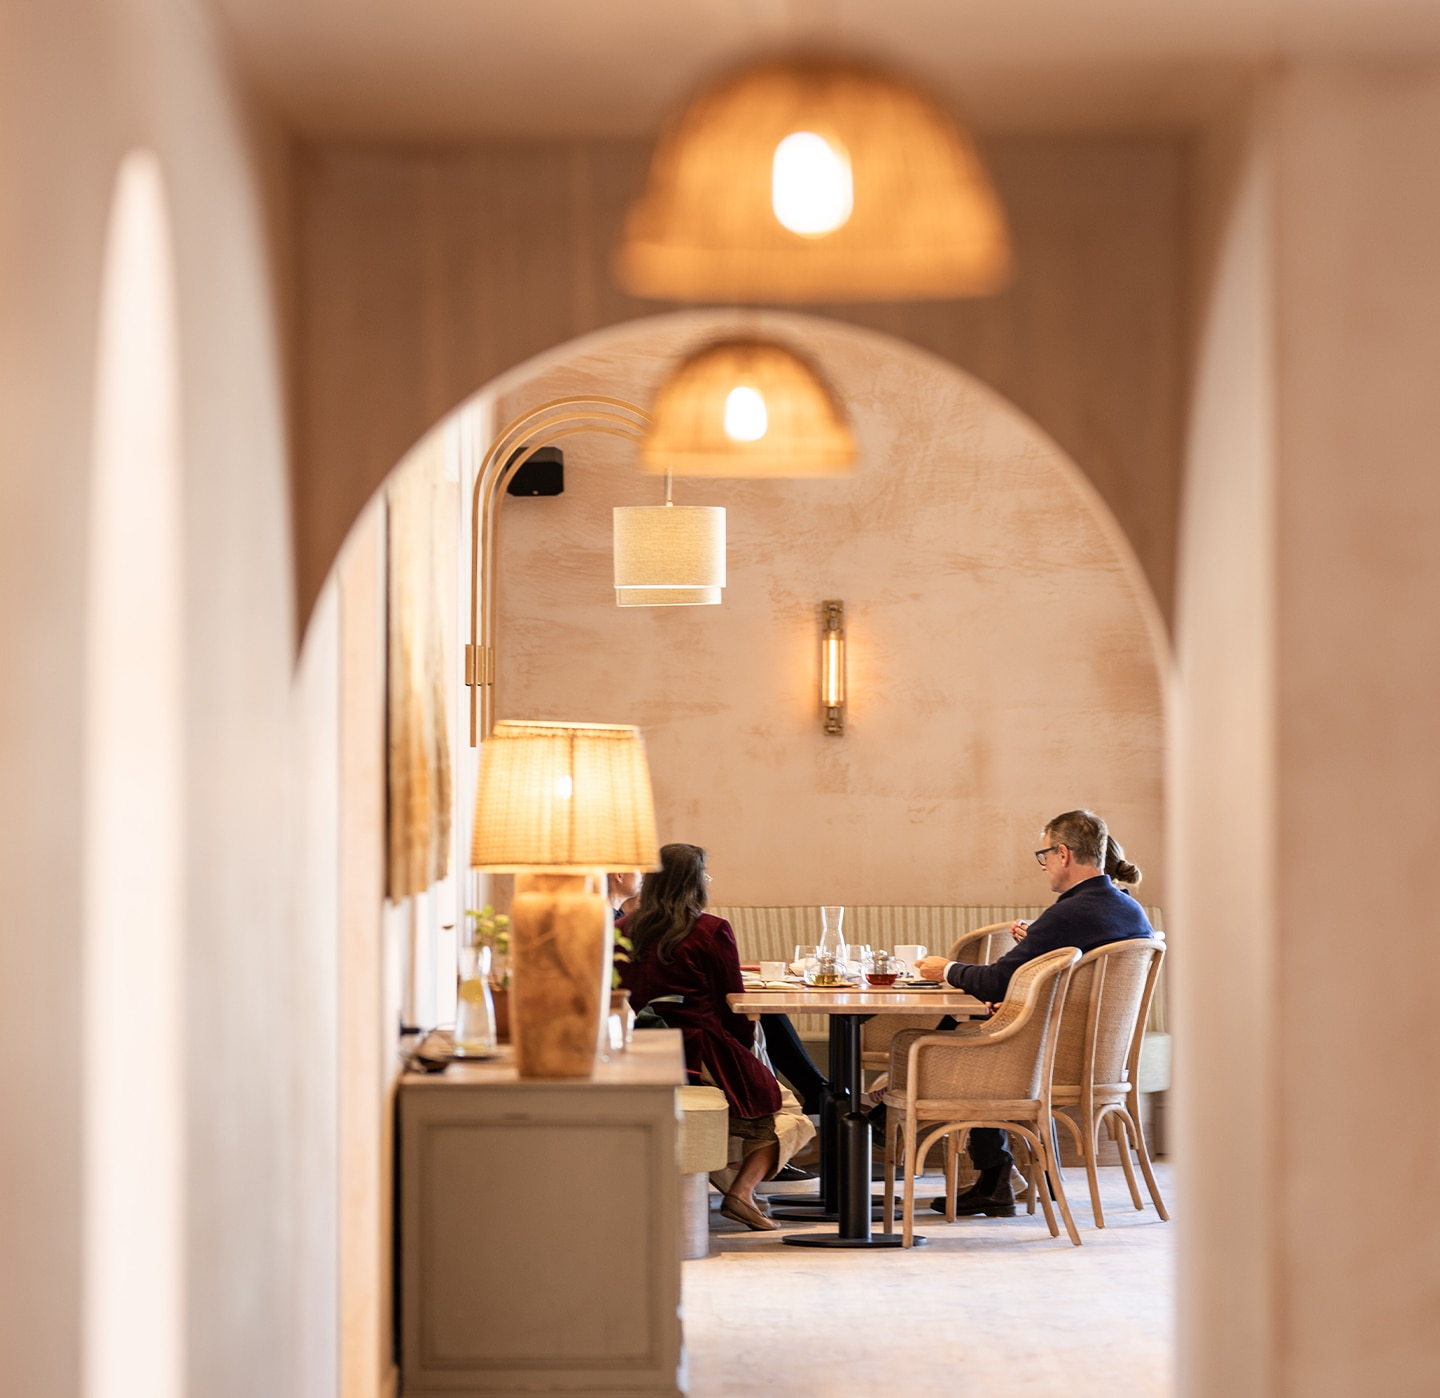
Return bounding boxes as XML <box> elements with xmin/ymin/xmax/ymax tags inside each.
<box><xmin>720</xmin><ymin>1192</ymin><xmax>779</xmax><ymax>1231</ymax></box>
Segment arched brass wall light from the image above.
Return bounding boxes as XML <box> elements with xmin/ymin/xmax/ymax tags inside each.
<box><xmin>467</xmin><ymin>395</ymin><xmax>730</xmax><ymax>744</ymax></box>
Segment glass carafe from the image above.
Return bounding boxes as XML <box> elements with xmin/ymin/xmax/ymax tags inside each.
<box><xmin>455</xmin><ymin>942</ymin><xmax>497</xmax><ymax>1057</ymax></box>
<box><xmin>818</xmin><ymin>904</ymin><xmax>847</xmax><ymax>965</ymax></box>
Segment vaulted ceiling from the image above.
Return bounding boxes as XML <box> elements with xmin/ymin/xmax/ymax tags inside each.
<box><xmin>212</xmin><ymin>0</ymin><xmax>1440</xmax><ymax>138</ymax></box>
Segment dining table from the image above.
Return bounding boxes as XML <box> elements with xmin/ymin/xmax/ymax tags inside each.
<box><xmin>727</xmin><ymin>981</ymin><xmax>987</xmax><ymax>1248</ymax></box>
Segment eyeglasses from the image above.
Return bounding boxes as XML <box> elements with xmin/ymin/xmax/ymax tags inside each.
<box><xmin>1034</xmin><ymin>844</ymin><xmax>1064</xmax><ymax>866</ymax></box>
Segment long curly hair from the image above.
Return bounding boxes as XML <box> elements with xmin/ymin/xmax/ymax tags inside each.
<box><xmin>625</xmin><ymin>842</ymin><xmax>708</xmax><ymax>966</ymax></box>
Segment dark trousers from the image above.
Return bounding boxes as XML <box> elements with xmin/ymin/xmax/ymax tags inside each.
<box><xmin>967</xmin><ymin>1127</ymin><xmax>1011</xmax><ymax>1171</ymax></box>
<box><xmin>760</xmin><ymin>1013</ymin><xmax>828</xmax><ymax>1114</ymax></box>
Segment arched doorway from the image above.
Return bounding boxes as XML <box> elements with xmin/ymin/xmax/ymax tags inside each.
<box><xmin>314</xmin><ymin>307</ymin><xmax>1173</xmax><ymax>1394</ymax></box>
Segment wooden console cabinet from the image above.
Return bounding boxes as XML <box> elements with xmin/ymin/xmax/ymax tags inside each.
<box><xmin>398</xmin><ymin>1031</ymin><xmax>687</xmax><ymax>1396</ymax></box>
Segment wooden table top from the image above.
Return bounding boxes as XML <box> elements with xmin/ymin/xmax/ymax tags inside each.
<box><xmin>727</xmin><ymin>984</ymin><xmax>988</xmax><ymax>1018</ymax></box>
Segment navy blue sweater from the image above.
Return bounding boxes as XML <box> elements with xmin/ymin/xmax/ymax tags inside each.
<box><xmin>946</xmin><ymin>875</ymin><xmax>1154</xmax><ymax>1004</ymax></box>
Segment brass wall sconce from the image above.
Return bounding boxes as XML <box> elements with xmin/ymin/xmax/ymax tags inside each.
<box><xmin>821</xmin><ymin>600</ymin><xmax>846</xmax><ymax>735</ymax></box>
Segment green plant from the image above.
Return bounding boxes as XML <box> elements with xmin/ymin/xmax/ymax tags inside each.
<box><xmin>466</xmin><ymin>905</ymin><xmax>511</xmax><ymax>986</ymax></box>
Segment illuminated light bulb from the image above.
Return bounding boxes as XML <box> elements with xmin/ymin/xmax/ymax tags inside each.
<box><xmin>772</xmin><ymin>131</ymin><xmax>854</xmax><ymax>237</ymax></box>
<box><xmin>723</xmin><ymin>385</ymin><xmax>768</xmax><ymax>441</ymax></box>
<box><xmin>555</xmin><ymin>775</ymin><xmax>574</xmax><ymax>800</ymax></box>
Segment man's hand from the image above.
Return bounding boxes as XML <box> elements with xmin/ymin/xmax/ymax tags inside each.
<box><xmin>915</xmin><ymin>955</ymin><xmax>950</xmax><ymax>983</ymax></box>
<box><xmin>1010</xmin><ymin>919</ymin><xmax>1031</xmax><ymax>942</ymax></box>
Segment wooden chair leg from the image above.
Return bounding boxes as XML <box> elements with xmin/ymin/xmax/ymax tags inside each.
<box><xmin>1039</xmin><ymin>1120</ymin><xmax>1082</xmax><ymax>1247</ymax></box>
<box><xmin>945</xmin><ymin>1132</ymin><xmax>958</xmax><ymax>1222</ymax></box>
<box><xmin>1013</xmin><ymin>1134</ymin><xmax>1038</xmax><ymax>1215</ymax></box>
<box><xmin>1125</xmin><ymin>1105</ymin><xmax>1170</xmax><ymax>1222</ymax></box>
<box><xmin>1082</xmin><ymin>1106</ymin><xmax>1106</xmax><ymax>1228</ymax></box>
<box><xmin>902</xmin><ymin>1118</ymin><xmax>919</xmax><ymax>1248</ymax></box>
<box><xmin>1111</xmin><ymin>1111</ymin><xmax>1144</xmax><ymax>1210</ymax></box>
<box><xmin>882</xmin><ymin>1113</ymin><xmax>898</xmax><ymax>1232</ymax></box>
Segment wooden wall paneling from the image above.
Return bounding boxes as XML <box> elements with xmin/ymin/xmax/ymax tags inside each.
<box><xmin>293</xmin><ymin>135</ymin><xmax>1186</xmax><ymax>630</ymax></box>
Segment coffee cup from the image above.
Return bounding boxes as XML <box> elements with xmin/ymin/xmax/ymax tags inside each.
<box><xmin>759</xmin><ymin>960</ymin><xmax>786</xmax><ymax>982</ymax></box>
<box><xmin>894</xmin><ymin>944</ymin><xmax>927</xmax><ymax>966</ymax></box>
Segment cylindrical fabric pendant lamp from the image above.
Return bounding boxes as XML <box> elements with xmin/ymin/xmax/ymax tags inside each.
<box><xmin>471</xmin><ymin>721</ymin><xmax>660</xmax><ymax>1079</ymax></box>
<box><xmin>642</xmin><ymin>339</ymin><xmax>854</xmax><ymax>478</ymax></box>
<box><xmin>613</xmin><ymin>503</ymin><xmax>726</xmax><ymax>605</ymax></box>
<box><xmin>614</xmin><ymin>55</ymin><xmax>1012</xmax><ymax>303</ymax></box>
<box><xmin>616</xmin><ymin>586</ymin><xmax>722</xmax><ymax>607</ymax></box>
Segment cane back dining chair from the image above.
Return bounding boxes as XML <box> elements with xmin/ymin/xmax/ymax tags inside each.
<box><xmin>1049</xmin><ymin>937</ymin><xmax>1169</xmax><ymax>1226</ymax></box>
<box><xmin>860</xmin><ymin>922</ymin><xmax>1016</xmax><ymax>1078</ymax></box>
<box><xmin>880</xmin><ymin>945</ymin><xmax>1082</xmax><ymax>1248</ymax></box>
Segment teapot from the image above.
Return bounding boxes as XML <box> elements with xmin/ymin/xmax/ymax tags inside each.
<box><xmin>865</xmin><ymin>950</ymin><xmax>908</xmax><ymax>987</ymax></box>
<box><xmin>804</xmin><ymin>949</ymin><xmax>851</xmax><ymax>987</ymax></box>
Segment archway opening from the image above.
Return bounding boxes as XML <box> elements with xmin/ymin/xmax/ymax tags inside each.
<box><xmin>315</xmin><ymin>306</ymin><xmax>1175</xmax><ymax>1393</ymax></box>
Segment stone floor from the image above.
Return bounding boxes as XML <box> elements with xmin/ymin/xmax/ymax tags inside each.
<box><xmin>683</xmin><ymin>1162</ymin><xmax>1174</xmax><ymax>1397</ymax></box>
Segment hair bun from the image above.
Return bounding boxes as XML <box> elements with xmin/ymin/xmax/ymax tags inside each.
<box><xmin>1113</xmin><ymin>859</ymin><xmax>1141</xmax><ymax>885</ymax></box>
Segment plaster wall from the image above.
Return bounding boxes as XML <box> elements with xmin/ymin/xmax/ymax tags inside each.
<box><xmin>1272</xmin><ymin>61</ymin><xmax>1440</xmax><ymax>1395</ymax></box>
<box><xmin>1176</xmin><ymin>58</ymin><xmax>1440</xmax><ymax>1397</ymax></box>
<box><xmin>483</xmin><ymin>311</ymin><xmax>1168</xmax><ymax>908</ymax></box>
<box><xmin>1172</xmin><ymin>94</ymin><xmax>1277</xmax><ymax>1398</ymax></box>
<box><xmin>0</xmin><ymin>3</ymin><xmax>326</xmax><ymax>1397</ymax></box>
<box><xmin>294</xmin><ymin>133</ymin><xmax>1186</xmax><ymax>630</ymax></box>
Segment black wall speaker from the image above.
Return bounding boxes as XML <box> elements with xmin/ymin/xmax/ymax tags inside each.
<box><xmin>506</xmin><ymin>447</ymin><xmax>564</xmax><ymax>496</ymax></box>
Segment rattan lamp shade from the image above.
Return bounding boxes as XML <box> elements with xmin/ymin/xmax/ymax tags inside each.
<box><xmin>642</xmin><ymin>340</ymin><xmax>854</xmax><ymax>478</ymax></box>
<box><xmin>470</xmin><ymin>721</ymin><xmax>660</xmax><ymax>873</ymax></box>
<box><xmin>615</xmin><ymin>56</ymin><xmax>1012</xmax><ymax>303</ymax></box>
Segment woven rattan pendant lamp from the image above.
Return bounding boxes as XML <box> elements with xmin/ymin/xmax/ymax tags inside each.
<box><xmin>642</xmin><ymin>339</ymin><xmax>855</xmax><ymax>477</ymax></box>
<box><xmin>614</xmin><ymin>55</ymin><xmax>1012</xmax><ymax>303</ymax></box>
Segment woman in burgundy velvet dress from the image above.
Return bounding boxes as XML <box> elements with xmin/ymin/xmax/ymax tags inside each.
<box><xmin>619</xmin><ymin>843</ymin><xmax>811</xmax><ymax>1231</ymax></box>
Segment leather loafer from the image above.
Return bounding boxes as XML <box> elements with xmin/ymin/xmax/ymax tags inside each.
<box><xmin>720</xmin><ymin>1192</ymin><xmax>780</xmax><ymax>1231</ymax></box>
<box><xmin>930</xmin><ymin>1173</ymin><xmax>1017</xmax><ymax>1217</ymax></box>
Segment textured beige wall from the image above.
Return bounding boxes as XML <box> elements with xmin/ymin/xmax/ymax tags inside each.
<box><xmin>483</xmin><ymin>310</ymin><xmax>1167</xmax><ymax>908</ymax></box>
<box><xmin>1273</xmin><ymin>61</ymin><xmax>1440</xmax><ymax>1396</ymax></box>
<box><xmin>1172</xmin><ymin>94</ymin><xmax>1277</xmax><ymax>1398</ymax></box>
<box><xmin>1177</xmin><ymin>59</ymin><xmax>1440</xmax><ymax>1398</ymax></box>
<box><xmin>0</xmin><ymin>3</ymin><xmax>326</xmax><ymax>1397</ymax></box>
<box><xmin>294</xmin><ymin>133</ymin><xmax>1186</xmax><ymax>631</ymax></box>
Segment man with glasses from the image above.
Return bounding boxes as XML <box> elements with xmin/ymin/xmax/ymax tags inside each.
<box><xmin>913</xmin><ymin>809</ymin><xmax>1155</xmax><ymax>1217</ymax></box>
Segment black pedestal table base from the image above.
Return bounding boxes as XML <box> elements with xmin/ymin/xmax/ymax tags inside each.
<box><xmin>782</xmin><ymin>1011</ymin><xmax>924</xmax><ymax>1248</ymax></box>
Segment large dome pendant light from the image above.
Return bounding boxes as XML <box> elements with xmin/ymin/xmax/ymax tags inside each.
<box><xmin>642</xmin><ymin>339</ymin><xmax>855</xmax><ymax>478</ymax></box>
<box><xmin>614</xmin><ymin>55</ymin><xmax>1012</xmax><ymax>303</ymax></box>
<box><xmin>612</xmin><ymin>471</ymin><xmax>726</xmax><ymax>606</ymax></box>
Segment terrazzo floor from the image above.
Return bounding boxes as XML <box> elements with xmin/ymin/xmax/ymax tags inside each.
<box><xmin>683</xmin><ymin>1162</ymin><xmax>1174</xmax><ymax>1397</ymax></box>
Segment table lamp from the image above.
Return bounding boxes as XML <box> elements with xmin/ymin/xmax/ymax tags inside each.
<box><xmin>471</xmin><ymin>720</ymin><xmax>660</xmax><ymax>1078</ymax></box>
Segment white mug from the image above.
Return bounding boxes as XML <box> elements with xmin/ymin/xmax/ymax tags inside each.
<box><xmin>759</xmin><ymin>960</ymin><xmax>787</xmax><ymax>982</ymax></box>
<box><xmin>894</xmin><ymin>944</ymin><xmax>928</xmax><ymax>966</ymax></box>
